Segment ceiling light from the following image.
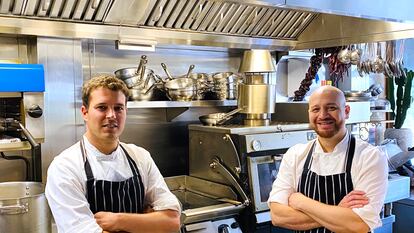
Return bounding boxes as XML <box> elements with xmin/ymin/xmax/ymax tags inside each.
<box><xmin>115</xmin><ymin>39</ymin><xmax>157</xmax><ymax>52</ymax></box>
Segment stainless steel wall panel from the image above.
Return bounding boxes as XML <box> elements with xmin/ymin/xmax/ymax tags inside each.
<box><xmin>173</xmin><ymin>0</ymin><xmax>196</xmax><ymax>29</ymax></box>
<box><xmin>147</xmin><ymin>0</ymin><xmax>167</xmax><ymax>26</ymax></box>
<box><xmin>37</xmin><ymin>37</ymin><xmax>83</xmax><ymax>183</ymax></box>
<box><xmin>197</xmin><ymin>1</ymin><xmax>221</xmax><ymax>31</ymax></box>
<box><xmin>155</xmin><ymin>0</ymin><xmax>177</xmax><ymax>27</ymax></box>
<box><xmin>243</xmin><ymin>7</ymin><xmax>268</xmax><ymax>35</ymax></box>
<box><xmin>0</xmin><ymin>0</ymin><xmax>12</xmax><ymax>14</ymax></box>
<box><xmin>61</xmin><ymin>0</ymin><xmax>76</xmax><ymax>19</ymax></box>
<box><xmin>190</xmin><ymin>1</ymin><xmax>213</xmax><ymax>30</ymax></box>
<box><xmin>72</xmin><ymin>0</ymin><xmax>88</xmax><ymax>20</ymax></box>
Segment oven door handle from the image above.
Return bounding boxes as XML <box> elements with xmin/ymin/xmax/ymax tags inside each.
<box><xmin>210</xmin><ymin>158</ymin><xmax>250</xmax><ymax>206</ymax></box>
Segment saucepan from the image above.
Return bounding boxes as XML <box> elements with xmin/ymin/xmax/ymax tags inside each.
<box><xmin>199</xmin><ymin>107</ymin><xmax>243</xmax><ymax>126</ymax></box>
<box><xmin>164</xmin><ymin>78</ymin><xmax>197</xmax><ymax>101</ymax></box>
<box><xmin>114</xmin><ymin>55</ymin><xmax>147</xmax><ymax>88</ymax></box>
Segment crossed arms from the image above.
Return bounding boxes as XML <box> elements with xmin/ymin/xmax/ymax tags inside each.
<box><xmin>97</xmin><ymin>208</ymin><xmax>180</xmax><ymax>233</ymax></box>
<box><xmin>270</xmin><ymin>190</ymin><xmax>370</xmax><ymax>233</ymax></box>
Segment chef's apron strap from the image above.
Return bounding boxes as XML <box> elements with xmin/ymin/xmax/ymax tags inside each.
<box><xmin>345</xmin><ymin>135</ymin><xmax>356</xmax><ymax>172</ymax></box>
<box><xmin>119</xmin><ymin>144</ymin><xmax>141</xmax><ymax>176</ymax></box>
<box><xmin>80</xmin><ymin>138</ymin><xmax>94</xmax><ymax>180</ymax></box>
<box><xmin>303</xmin><ymin>141</ymin><xmax>316</xmax><ymax>171</ymax></box>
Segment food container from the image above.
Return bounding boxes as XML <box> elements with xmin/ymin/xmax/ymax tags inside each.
<box><xmin>0</xmin><ymin>182</ymin><xmax>51</xmax><ymax>233</ymax></box>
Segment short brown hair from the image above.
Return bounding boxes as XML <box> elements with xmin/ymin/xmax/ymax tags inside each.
<box><xmin>82</xmin><ymin>74</ymin><xmax>129</xmax><ymax>108</ymax></box>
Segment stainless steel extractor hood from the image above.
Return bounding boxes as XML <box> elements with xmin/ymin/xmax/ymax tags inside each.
<box><xmin>0</xmin><ymin>0</ymin><xmax>414</xmax><ymax>50</ymax></box>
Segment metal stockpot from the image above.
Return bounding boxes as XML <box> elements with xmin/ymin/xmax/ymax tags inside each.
<box><xmin>0</xmin><ymin>182</ymin><xmax>51</xmax><ymax>233</ymax></box>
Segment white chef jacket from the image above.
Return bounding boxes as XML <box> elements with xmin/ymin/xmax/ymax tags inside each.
<box><xmin>268</xmin><ymin>132</ymin><xmax>388</xmax><ymax>231</ymax></box>
<box><xmin>45</xmin><ymin>136</ymin><xmax>181</xmax><ymax>233</ymax></box>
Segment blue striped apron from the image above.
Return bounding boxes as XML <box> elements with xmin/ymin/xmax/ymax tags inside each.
<box><xmin>81</xmin><ymin>139</ymin><xmax>145</xmax><ymax>214</ymax></box>
<box><xmin>296</xmin><ymin>135</ymin><xmax>355</xmax><ymax>233</ymax></box>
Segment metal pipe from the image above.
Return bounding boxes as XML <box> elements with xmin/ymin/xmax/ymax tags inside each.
<box><xmin>17</xmin><ymin>122</ymin><xmax>39</xmax><ymax>148</ymax></box>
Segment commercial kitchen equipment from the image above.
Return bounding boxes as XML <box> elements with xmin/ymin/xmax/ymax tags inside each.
<box><xmin>0</xmin><ymin>63</ymin><xmax>45</xmax><ymax>182</ymax></box>
<box><xmin>238</xmin><ymin>50</ymin><xmax>276</xmax><ymax>126</ymax></box>
<box><xmin>1</xmin><ymin>1</ymin><xmax>414</xmax><ymax>51</ymax></box>
<box><xmin>185</xmin><ymin>122</ymin><xmax>313</xmax><ymax>232</ymax></box>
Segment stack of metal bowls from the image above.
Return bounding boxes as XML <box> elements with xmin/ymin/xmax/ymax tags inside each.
<box><xmin>164</xmin><ymin>78</ymin><xmax>197</xmax><ymax>101</ymax></box>
<box><xmin>185</xmin><ymin>73</ymin><xmax>211</xmax><ymax>100</ymax></box>
<box><xmin>212</xmin><ymin>72</ymin><xmax>241</xmax><ymax>100</ymax></box>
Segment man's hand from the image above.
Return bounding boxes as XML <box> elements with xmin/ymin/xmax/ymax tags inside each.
<box><xmin>95</xmin><ymin>212</ymin><xmax>120</xmax><ymax>232</ymax></box>
<box><xmin>338</xmin><ymin>190</ymin><xmax>369</xmax><ymax>209</ymax></box>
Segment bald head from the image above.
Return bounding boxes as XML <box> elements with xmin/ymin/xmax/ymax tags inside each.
<box><xmin>309</xmin><ymin>86</ymin><xmax>346</xmax><ymax>107</ymax></box>
<box><xmin>308</xmin><ymin>85</ymin><xmax>349</xmax><ymax>139</ymax></box>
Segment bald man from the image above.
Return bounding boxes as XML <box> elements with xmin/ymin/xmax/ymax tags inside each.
<box><xmin>268</xmin><ymin>86</ymin><xmax>388</xmax><ymax>233</ymax></box>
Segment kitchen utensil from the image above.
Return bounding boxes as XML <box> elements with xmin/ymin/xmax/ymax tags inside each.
<box><xmin>337</xmin><ymin>47</ymin><xmax>351</xmax><ymax>64</ymax></box>
<box><xmin>114</xmin><ymin>55</ymin><xmax>148</xmax><ymax>88</ymax></box>
<box><xmin>186</xmin><ymin>64</ymin><xmax>195</xmax><ymax>79</ymax></box>
<box><xmin>164</xmin><ymin>78</ymin><xmax>196</xmax><ymax>101</ymax></box>
<box><xmin>350</xmin><ymin>45</ymin><xmax>361</xmax><ymax>65</ymax></box>
<box><xmin>136</xmin><ymin>55</ymin><xmax>147</xmax><ymax>75</ymax></box>
<box><xmin>161</xmin><ymin>63</ymin><xmax>174</xmax><ymax>80</ymax></box>
<box><xmin>199</xmin><ymin>107</ymin><xmax>243</xmax><ymax>126</ymax></box>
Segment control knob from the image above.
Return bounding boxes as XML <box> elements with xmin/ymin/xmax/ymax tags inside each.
<box><xmin>251</xmin><ymin>140</ymin><xmax>262</xmax><ymax>151</ymax></box>
<box><xmin>27</xmin><ymin>105</ymin><xmax>43</xmax><ymax>118</ymax></box>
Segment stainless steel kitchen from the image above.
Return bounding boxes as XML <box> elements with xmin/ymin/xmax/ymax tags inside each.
<box><xmin>1</xmin><ymin>1</ymin><xmax>414</xmax><ymax>233</ymax></box>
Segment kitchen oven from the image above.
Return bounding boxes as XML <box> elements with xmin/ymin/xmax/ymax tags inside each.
<box><xmin>0</xmin><ymin>63</ymin><xmax>45</xmax><ymax>182</ymax></box>
<box><xmin>247</xmin><ymin>155</ymin><xmax>282</xmax><ymax>212</ymax></box>
<box><xmin>182</xmin><ymin>123</ymin><xmax>315</xmax><ymax>232</ymax></box>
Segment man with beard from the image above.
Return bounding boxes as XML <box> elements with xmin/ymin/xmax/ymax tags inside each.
<box><xmin>268</xmin><ymin>86</ymin><xmax>388</xmax><ymax>233</ymax></box>
<box><xmin>46</xmin><ymin>75</ymin><xmax>181</xmax><ymax>233</ymax></box>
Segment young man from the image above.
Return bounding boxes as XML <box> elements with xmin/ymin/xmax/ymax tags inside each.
<box><xmin>268</xmin><ymin>86</ymin><xmax>388</xmax><ymax>233</ymax></box>
<box><xmin>46</xmin><ymin>75</ymin><xmax>181</xmax><ymax>233</ymax></box>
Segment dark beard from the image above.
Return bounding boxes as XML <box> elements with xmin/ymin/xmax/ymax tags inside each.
<box><xmin>312</xmin><ymin>121</ymin><xmax>341</xmax><ymax>138</ymax></box>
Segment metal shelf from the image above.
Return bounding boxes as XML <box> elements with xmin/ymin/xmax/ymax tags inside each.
<box><xmin>0</xmin><ymin>141</ymin><xmax>32</xmax><ymax>152</ymax></box>
<box><xmin>127</xmin><ymin>100</ymin><xmax>237</xmax><ymax>108</ymax></box>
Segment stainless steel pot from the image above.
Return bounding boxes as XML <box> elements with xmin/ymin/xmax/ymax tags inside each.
<box><xmin>164</xmin><ymin>78</ymin><xmax>196</xmax><ymax>101</ymax></box>
<box><xmin>0</xmin><ymin>182</ymin><xmax>51</xmax><ymax>233</ymax></box>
